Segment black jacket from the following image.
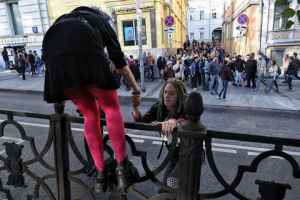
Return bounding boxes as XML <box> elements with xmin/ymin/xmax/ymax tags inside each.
<box><xmin>245</xmin><ymin>59</ymin><xmax>257</xmax><ymax>75</ymax></box>
<box><xmin>43</xmin><ymin>8</ymin><xmax>126</xmax><ymax>103</ymax></box>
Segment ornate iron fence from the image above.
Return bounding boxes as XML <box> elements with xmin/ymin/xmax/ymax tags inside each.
<box><xmin>0</xmin><ymin>93</ymin><xmax>299</xmax><ymax>200</ymax></box>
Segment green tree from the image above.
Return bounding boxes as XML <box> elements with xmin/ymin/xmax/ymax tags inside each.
<box><xmin>275</xmin><ymin>0</ymin><xmax>300</xmax><ymax>28</ymax></box>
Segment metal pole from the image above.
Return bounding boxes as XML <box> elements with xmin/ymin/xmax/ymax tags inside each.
<box><xmin>136</xmin><ymin>0</ymin><xmax>145</xmax><ymax>92</ymax></box>
<box><xmin>52</xmin><ymin>102</ymin><xmax>71</xmax><ymax>200</ymax></box>
<box><xmin>259</xmin><ymin>0</ymin><xmax>264</xmax><ymax>53</ymax></box>
<box><xmin>208</xmin><ymin>0</ymin><xmax>211</xmax><ymax>41</ymax></box>
<box><xmin>176</xmin><ymin>92</ymin><xmax>206</xmax><ymax>200</ymax></box>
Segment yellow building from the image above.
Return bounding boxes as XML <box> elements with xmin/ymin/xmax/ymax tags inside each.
<box><xmin>47</xmin><ymin>0</ymin><xmax>188</xmax><ymax>57</ymax></box>
<box><xmin>223</xmin><ymin>0</ymin><xmax>261</xmax><ymax>56</ymax></box>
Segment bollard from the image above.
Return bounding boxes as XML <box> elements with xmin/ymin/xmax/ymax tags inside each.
<box><xmin>51</xmin><ymin>102</ymin><xmax>71</xmax><ymax>200</ymax></box>
<box><xmin>176</xmin><ymin>92</ymin><xmax>206</xmax><ymax>200</ymax></box>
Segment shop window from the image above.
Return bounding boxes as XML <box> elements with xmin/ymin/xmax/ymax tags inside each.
<box><xmin>123</xmin><ymin>19</ymin><xmax>146</xmax><ymax>46</ymax></box>
<box><xmin>8</xmin><ymin>2</ymin><xmax>24</xmax><ymax>35</ymax></box>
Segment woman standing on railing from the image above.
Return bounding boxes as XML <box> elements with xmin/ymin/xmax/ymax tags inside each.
<box><xmin>42</xmin><ymin>6</ymin><xmax>141</xmax><ymax>194</ymax></box>
<box><xmin>131</xmin><ymin>79</ymin><xmax>187</xmax><ymax>191</ymax></box>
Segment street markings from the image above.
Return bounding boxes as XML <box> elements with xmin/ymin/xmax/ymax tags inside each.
<box><xmin>0</xmin><ymin>120</ymin><xmax>300</xmax><ymax>158</ymax></box>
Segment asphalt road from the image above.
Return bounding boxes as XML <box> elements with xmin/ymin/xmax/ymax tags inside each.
<box><xmin>0</xmin><ymin>91</ymin><xmax>300</xmax><ymax>200</ymax></box>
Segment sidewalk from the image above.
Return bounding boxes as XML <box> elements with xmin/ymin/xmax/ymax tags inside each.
<box><xmin>0</xmin><ymin>70</ymin><xmax>300</xmax><ymax>111</ymax></box>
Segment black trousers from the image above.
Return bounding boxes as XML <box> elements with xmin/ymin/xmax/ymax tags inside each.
<box><xmin>247</xmin><ymin>73</ymin><xmax>256</xmax><ymax>88</ymax></box>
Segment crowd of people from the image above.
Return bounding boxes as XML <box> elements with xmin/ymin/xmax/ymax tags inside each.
<box><xmin>1</xmin><ymin>47</ymin><xmax>44</xmax><ymax>80</ymax></box>
<box><xmin>124</xmin><ymin>41</ymin><xmax>300</xmax><ymax>99</ymax></box>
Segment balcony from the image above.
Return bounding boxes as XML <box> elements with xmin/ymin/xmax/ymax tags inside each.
<box><xmin>268</xmin><ymin>29</ymin><xmax>300</xmax><ymax>46</ymax></box>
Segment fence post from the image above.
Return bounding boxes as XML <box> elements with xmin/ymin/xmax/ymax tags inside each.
<box><xmin>51</xmin><ymin>102</ymin><xmax>71</xmax><ymax>200</ymax></box>
<box><xmin>176</xmin><ymin>92</ymin><xmax>206</xmax><ymax>200</ymax></box>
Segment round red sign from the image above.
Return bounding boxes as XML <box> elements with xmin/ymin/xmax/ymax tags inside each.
<box><xmin>164</xmin><ymin>16</ymin><xmax>174</xmax><ymax>27</ymax></box>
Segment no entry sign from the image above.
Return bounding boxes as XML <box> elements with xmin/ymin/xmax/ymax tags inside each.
<box><xmin>164</xmin><ymin>16</ymin><xmax>174</xmax><ymax>27</ymax></box>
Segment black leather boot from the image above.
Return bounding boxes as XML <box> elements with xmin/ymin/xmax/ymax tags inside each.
<box><xmin>94</xmin><ymin>171</ymin><xmax>107</xmax><ymax>193</ymax></box>
<box><xmin>116</xmin><ymin>158</ymin><xmax>129</xmax><ymax>194</ymax></box>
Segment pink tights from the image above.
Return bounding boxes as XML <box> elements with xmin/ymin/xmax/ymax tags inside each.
<box><xmin>64</xmin><ymin>86</ymin><xmax>127</xmax><ymax>172</ymax></box>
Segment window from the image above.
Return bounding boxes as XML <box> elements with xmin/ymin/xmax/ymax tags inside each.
<box><xmin>200</xmin><ymin>10</ymin><xmax>204</xmax><ymax>20</ymax></box>
<box><xmin>122</xmin><ymin>19</ymin><xmax>146</xmax><ymax>46</ymax></box>
<box><xmin>190</xmin><ymin>32</ymin><xmax>194</xmax><ymax>40</ymax></box>
<box><xmin>200</xmin><ymin>32</ymin><xmax>204</xmax><ymax>40</ymax></box>
<box><xmin>212</xmin><ymin>12</ymin><xmax>217</xmax><ymax>19</ymax></box>
<box><xmin>8</xmin><ymin>2</ymin><xmax>23</xmax><ymax>35</ymax></box>
<box><xmin>273</xmin><ymin>4</ymin><xmax>289</xmax><ymax>30</ymax></box>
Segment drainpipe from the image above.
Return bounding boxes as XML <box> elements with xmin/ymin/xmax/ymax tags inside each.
<box><xmin>259</xmin><ymin>0</ymin><xmax>264</xmax><ymax>53</ymax></box>
<box><xmin>36</xmin><ymin>0</ymin><xmax>44</xmax><ymax>33</ymax></box>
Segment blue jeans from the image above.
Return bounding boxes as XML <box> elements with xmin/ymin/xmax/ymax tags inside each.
<box><xmin>210</xmin><ymin>75</ymin><xmax>219</xmax><ymax>94</ymax></box>
<box><xmin>219</xmin><ymin>80</ymin><xmax>229</xmax><ymax>99</ymax></box>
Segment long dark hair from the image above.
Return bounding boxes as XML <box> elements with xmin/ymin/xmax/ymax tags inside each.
<box><xmin>156</xmin><ymin>79</ymin><xmax>187</xmax><ymax>121</ymax></box>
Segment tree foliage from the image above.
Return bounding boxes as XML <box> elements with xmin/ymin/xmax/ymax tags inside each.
<box><xmin>275</xmin><ymin>0</ymin><xmax>300</xmax><ymax>29</ymax></box>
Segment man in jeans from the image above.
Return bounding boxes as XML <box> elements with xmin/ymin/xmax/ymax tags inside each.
<box><xmin>209</xmin><ymin>57</ymin><xmax>220</xmax><ymax>95</ymax></box>
<box><xmin>235</xmin><ymin>55</ymin><xmax>245</xmax><ymax>87</ymax></box>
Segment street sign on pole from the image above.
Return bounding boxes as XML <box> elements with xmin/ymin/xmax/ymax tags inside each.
<box><xmin>237</xmin><ymin>14</ymin><xmax>248</xmax><ymax>25</ymax></box>
<box><xmin>164</xmin><ymin>16</ymin><xmax>174</xmax><ymax>27</ymax></box>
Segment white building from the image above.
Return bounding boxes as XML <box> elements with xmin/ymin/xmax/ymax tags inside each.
<box><xmin>0</xmin><ymin>0</ymin><xmax>50</xmax><ymax>52</ymax></box>
<box><xmin>266</xmin><ymin>0</ymin><xmax>300</xmax><ymax>67</ymax></box>
<box><xmin>188</xmin><ymin>0</ymin><xmax>226</xmax><ymax>42</ymax></box>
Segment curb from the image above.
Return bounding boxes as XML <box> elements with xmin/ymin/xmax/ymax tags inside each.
<box><xmin>0</xmin><ymin>88</ymin><xmax>299</xmax><ymax>115</ymax></box>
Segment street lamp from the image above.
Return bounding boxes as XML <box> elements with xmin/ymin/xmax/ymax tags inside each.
<box><xmin>136</xmin><ymin>0</ymin><xmax>145</xmax><ymax>92</ymax></box>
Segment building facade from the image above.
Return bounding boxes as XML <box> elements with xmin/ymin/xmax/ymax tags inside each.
<box><xmin>223</xmin><ymin>0</ymin><xmax>264</xmax><ymax>56</ymax></box>
<box><xmin>47</xmin><ymin>0</ymin><xmax>188</xmax><ymax>57</ymax></box>
<box><xmin>266</xmin><ymin>0</ymin><xmax>300</xmax><ymax>67</ymax></box>
<box><xmin>0</xmin><ymin>0</ymin><xmax>50</xmax><ymax>51</ymax></box>
<box><xmin>223</xmin><ymin>0</ymin><xmax>300</xmax><ymax>67</ymax></box>
<box><xmin>188</xmin><ymin>0</ymin><xmax>225</xmax><ymax>42</ymax></box>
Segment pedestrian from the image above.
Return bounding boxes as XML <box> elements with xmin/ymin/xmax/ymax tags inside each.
<box><xmin>282</xmin><ymin>54</ymin><xmax>290</xmax><ymax>83</ymax></box>
<box><xmin>234</xmin><ymin>55</ymin><xmax>245</xmax><ymax>87</ymax></box>
<box><xmin>42</xmin><ymin>6</ymin><xmax>141</xmax><ymax>193</ymax></box>
<box><xmin>286</xmin><ymin>56</ymin><xmax>298</xmax><ymax>90</ymax></box>
<box><xmin>190</xmin><ymin>55</ymin><xmax>201</xmax><ymax>89</ymax></box>
<box><xmin>245</xmin><ymin>53</ymin><xmax>257</xmax><ymax>89</ymax></box>
<box><xmin>164</xmin><ymin>61</ymin><xmax>174</xmax><ymax>81</ymax></box>
<box><xmin>2</xmin><ymin>47</ymin><xmax>9</xmax><ymax>70</ymax></box>
<box><xmin>173</xmin><ymin>58</ymin><xmax>184</xmax><ymax>80</ymax></box>
<box><xmin>208</xmin><ymin>57</ymin><xmax>220</xmax><ymax>95</ymax></box>
<box><xmin>218</xmin><ymin>61</ymin><xmax>231</xmax><ymax>99</ymax></box>
<box><xmin>256</xmin><ymin>52</ymin><xmax>267</xmax><ymax>91</ymax></box>
<box><xmin>28</xmin><ymin>50</ymin><xmax>36</xmax><ymax>76</ymax></box>
<box><xmin>157</xmin><ymin>54</ymin><xmax>166</xmax><ymax>79</ymax></box>
<box><xmin>292</xmin><ymin>52</ymin><xmax>300</xmax><ymax>80</ymax></box>
<box><xmin>131</xmin><ymin>79</ymin><xmax>187</xmax><ymax>191</ymax></box>
<box><xmin>266</xmin><ymin>60</ymin><xmax>280</xmax><ymax>93</ymax></box>
<box><xmin>17</xmin><ymin>51</ymin><xmax>26</xmax><ymax>80</ymax></box>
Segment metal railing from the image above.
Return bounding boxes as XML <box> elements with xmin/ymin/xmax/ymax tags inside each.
<box><xmin>0</xmin><ymin>93</ymin><xmax>299</xmax><ymax>200</ymax></box>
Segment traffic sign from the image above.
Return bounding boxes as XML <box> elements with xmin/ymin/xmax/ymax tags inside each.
<box><xmin>237</xmin><ymin>14</ymin><xmax>248</xmax><ymax>25</ymax></box>
<box><xmin>168</xmin><ymin>33</ymin><xmax>173</xmax><ymax>39</ymax></box>
<box><xmin>164</xmin><ymin>27</ymin><xmax>175</xmax><ymax>33</ymax></box>
<box><xmin>164</xmin><ymin>16</ymin><xmax>174</xmax><ymax>27</ymax></box>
